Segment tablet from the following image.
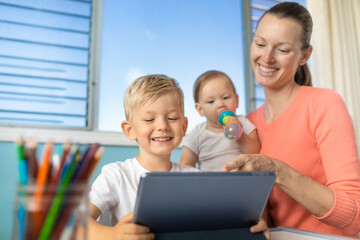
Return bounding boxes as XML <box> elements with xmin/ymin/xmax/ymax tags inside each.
<box><xmin>133</xmin><ymin>171</ymin><xmax>275</xmax><ymax>233</ymax></box>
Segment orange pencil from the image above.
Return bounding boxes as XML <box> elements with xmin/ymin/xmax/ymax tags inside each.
<box><xmin>32</xmin><ymin>142</ymin><xmax>53</xmax><ymax>239</ymax></box>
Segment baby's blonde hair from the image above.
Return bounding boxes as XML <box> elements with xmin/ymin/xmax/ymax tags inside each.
<box><xmin>124</xmin><ymin>74</ymin><xmax>184</xmax><ymax>120</ymax></box>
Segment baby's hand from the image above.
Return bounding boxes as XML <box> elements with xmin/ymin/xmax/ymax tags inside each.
<box><xmin>113</xmin><ymin>212</ymin><xmax>154</xmax><ymax>240</ymax></box>
<box><xmin>227</xmin><ymin>116</ymin><xmax>243</xmax><ymax>129</ymax></box>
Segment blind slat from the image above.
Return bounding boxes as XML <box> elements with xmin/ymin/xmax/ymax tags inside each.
<box><xmin>0</xmin><ymin>22</ymin><xmax>90</xmax><ymax>48</ymax></box>
<box><xmin>0</xmin><ymin>4</ymin><xmax>90</xmax><ymax>32</ymax></box>
<box><xmin>0</xmin><ymin>93</ymin><xmax>87</xmax><ymax>115</ymax></box>
<box><xmin>0</xmin><ymin>56</ymin><xmax>88</xmax><ymax>80</ymax></box>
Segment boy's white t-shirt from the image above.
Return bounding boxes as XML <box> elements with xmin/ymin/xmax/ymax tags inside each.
<box><xmin>183</xmin><ymin>115</ymin><xmax>256</xmax><ymax>171</ymax></box>
<box><xmin>89</xmin><ymin>157</ymin><xmax>200</xmax><ymax>226</ymax></box>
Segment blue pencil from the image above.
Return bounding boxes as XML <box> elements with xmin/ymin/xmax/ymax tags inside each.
<box><xmin>16</xmin><ymin>138</ymin><xmax>28</xmax><ymax>240</ymax></box>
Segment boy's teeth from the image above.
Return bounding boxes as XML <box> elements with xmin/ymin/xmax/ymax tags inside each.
<box><xmin>260</xmin><ymin>65</ymin><xmax>277</xmax><ymax>73</ymax></box>
<box><xmin>153</xmin><ymin>137</ymin><xmax>171</xmax><ymax>141</ymax></box>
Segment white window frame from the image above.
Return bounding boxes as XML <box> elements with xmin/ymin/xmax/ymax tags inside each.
<box><xmin>242</xmin><ymin>0</ymin><xmax>256</xmax><ymax>113</ymax></box>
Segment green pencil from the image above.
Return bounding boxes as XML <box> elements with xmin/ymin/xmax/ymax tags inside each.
<box><xmin>38</xmin><ymin>146</ymin><xmax>79</xmax><ymax>240</ymax></box>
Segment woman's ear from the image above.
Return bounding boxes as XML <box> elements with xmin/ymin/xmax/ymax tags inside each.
<box><xmin>195</xmin><ymin>103</ymin><xmax>204</xmax><ymax>116</ymax></box>
<box><xmin>299</xmin><ymin>45</ymin><xmax>313</xmax><ymax>66</ymax></box>
<box><xmin>121</xmin><ymin>120</ymin><xmax>137</xmax><ymax>141</ymax></box>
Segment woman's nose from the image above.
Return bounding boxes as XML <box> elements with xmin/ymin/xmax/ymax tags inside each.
<box><xmin>262</xmin><ymin>48</ymin><xmax>275</xmax><ymax>63</ymax></box>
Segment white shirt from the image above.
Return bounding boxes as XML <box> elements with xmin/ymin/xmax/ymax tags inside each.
<box><xmin>183</xmin><ymin>115</ymin><xmax>256</xmax><ymax>171</ymax></box>
<box><xmin>89</xmin><ymin>157</ymin><xmax>200</xmax><ymax>225</ymax></box>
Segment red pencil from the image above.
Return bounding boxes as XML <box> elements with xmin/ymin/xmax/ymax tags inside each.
<box><xmin>51</xmin><ymin>142</ymin><xmax>70</xmax><ymax>185</ymax></box>
<box><xmin>87</xmin><ymin>147</ymin><xmax>104</xmax><ymax>180</ymax></box>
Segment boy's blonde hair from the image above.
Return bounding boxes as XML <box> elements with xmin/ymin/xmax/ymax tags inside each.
<box><xmin>193</xmin><ymin>70</ymin><xmax>237</xmax><ymax>103</ymax></box>
<box><xmin>124</xmin><ymin>74</ymin><xmax>184</xmax><ymax>120</ymax></box>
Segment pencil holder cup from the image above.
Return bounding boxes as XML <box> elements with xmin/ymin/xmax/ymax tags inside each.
<box><xmin>12</xmin><ymin>183</ymin><xmax>90</xmax><ymax>240</ymax></box>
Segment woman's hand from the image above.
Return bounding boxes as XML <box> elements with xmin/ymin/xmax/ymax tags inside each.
<box><xmin>223</xmin><ymin>154</ymin><xmax>334</xmax><ymax>217</ymax></box>
<box><xmin>250</xmin><ymin>218</ymin><xmax>271</xmax><ymax>240</ymax></box>
<box><xmin>222</xmin><ymin>154</ymin><xmax>280</xmax><ymax>180</ymax></box>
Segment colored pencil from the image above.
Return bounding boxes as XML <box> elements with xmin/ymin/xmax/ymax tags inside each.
<box><xmin>16</xmin><ymin>138</ymin><xmax>28</xmax><ymax>240</ymax></box>
<box><xmin>38</xmin><ymin>146</ymin><xmax>79</xmax><ymax>240</ymax></box>
<box><xmin>75</xmin><ymin>143</ymin><xmax>99</xmax><ymax>182</ymax></box>
<box><xmin>16</xmin><ymin>138</ymin><xmax>28</xmax><ymax>185</ymax></box>
<box><xmin>87</xmin><ymin>147</ymin><xmax>104</xmax><ymax>180</ymax></box>
<box><xmin>51</xmin><ymin>144</ymin><xmax>102</xmax><ymax>239</ymax></box>
<box><xmin>14</xmin><ymin>140</ymin><xmax>103</xmax><ymax>239</ymax></box>
<box><xmin>32</xmin><ymin>142</ymin><xmax>53</xmax><ymax>239</ymax></box>
<box><xmin>51</xmin><ymin>142</ymin><xmax>70</xmax><ymax>185</ymax></box>
<box><xmin>25</xmin><ymin>139</ymin><xmax>38</xmax><ymax>181</ymax></box>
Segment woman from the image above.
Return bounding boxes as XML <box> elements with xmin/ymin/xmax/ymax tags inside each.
<box><xmin>223</xmin><ymin>2</ymin><xmax>360</xmax><ymax>238</ymax></box>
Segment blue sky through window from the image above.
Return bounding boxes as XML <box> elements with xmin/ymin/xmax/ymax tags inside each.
<box><xmin>98</xmin><ymin>0</ymin><xmax>246</xmax><ymax>132</ymax></box>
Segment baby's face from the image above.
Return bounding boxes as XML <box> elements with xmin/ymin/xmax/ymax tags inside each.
<box><xmin>129</xmin><ymin>93</ymin><xmax>187</xmax><ymax>158</ymax></box>
<box><xmin>196</xmin><ymin>77</ymin><xmax>238</xmax><ymax>127</ymax></box>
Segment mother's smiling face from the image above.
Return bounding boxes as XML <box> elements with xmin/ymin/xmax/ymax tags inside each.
<box><xmin>251</xmin><ymin>14</ymin><xmax>311</xmax><ymax>90</ymax></box>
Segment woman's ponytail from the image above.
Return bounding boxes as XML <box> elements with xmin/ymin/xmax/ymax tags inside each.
<box><xmin>295</xmin><ymin>64</ymin><xmax>312</xmax><ymax>86</ymax></box>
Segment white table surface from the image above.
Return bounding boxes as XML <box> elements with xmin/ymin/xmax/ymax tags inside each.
<box><xmin>270</xmin><ymin>227</ymin><xmax>358</xmax><ymax>240</ymax></box>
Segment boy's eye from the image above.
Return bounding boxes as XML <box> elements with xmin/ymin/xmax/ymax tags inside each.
<box><xmin>144</xmin><ymin>119</ymin><xmax>154</xmax><ymax>122</ymax></box>
<box><xmin>223</xmin><ymin>96</ymin><xmax>230</xmax><ymax>100</ymax></box>
<box><xmin>206</xmin><ymin>100</ymin><xmax>214</xmax><ymax>104</ymax></box>
<box><xmin>168</xmin><ymin>117</ymin><xmax>179</xmax><ymax>121</ymax></box>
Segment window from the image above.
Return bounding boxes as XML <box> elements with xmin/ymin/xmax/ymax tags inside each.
<box><xmin>0</xmin><ymin>0</ymin><xmax>306</xmax><ymax>145</ymax></box>
<box><xmin>98</xmin><ymin>0</ymin><xmax>247</xmax><ymax>133</ymax></box>
<box><xmin>0</xmin><ymin>0</ymin><xmax>93</xmax><ymax>128</ymax></box>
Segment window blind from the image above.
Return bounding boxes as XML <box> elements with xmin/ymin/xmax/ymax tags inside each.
<box><xmin>0</xmin><ymin>0</ymin><xmax>92</xmax><ymax>128</ymax></box>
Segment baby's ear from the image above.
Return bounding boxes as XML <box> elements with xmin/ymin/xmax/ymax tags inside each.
<box><xmin>235</xmin><ymin>94</ymin><xmax>239</xmax><ymax>108</ymax></box>
<box><xmin>195</xmin><ymin>103</ymin><xmax>204</xmax><ymax>116</ymax></box>
<box><xmin>121</xmin><ymin>120</ymin><xmax>136</xmax><ymax>141</ymax></box>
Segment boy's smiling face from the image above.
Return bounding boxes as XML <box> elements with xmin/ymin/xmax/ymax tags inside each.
<box><xmin>122</xmin><ymin>93</ymin><xmax>188</xmax><ymax>162</ymax></box>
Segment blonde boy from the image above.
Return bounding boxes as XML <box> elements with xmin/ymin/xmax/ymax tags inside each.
<box><xmin>88</xmin><ymin>74</ymin><xmax>269</xmax><ymax>239</ymax></box>
<box><xmin>88</xmin><ymin>74</ymin><xmax>199</xmax><ymax>240</ymax></box>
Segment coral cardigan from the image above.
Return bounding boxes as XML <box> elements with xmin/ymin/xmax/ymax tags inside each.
<box><xmin>247</xmin><ymin>86</ymin><xmax>360</xmax><ymax>238</ymax></box>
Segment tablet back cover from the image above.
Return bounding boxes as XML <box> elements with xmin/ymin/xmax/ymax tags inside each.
<box><xmin>133</xmin><ymin>171</ymin><xmax>275</xmax><ymax>233</ymax></box>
